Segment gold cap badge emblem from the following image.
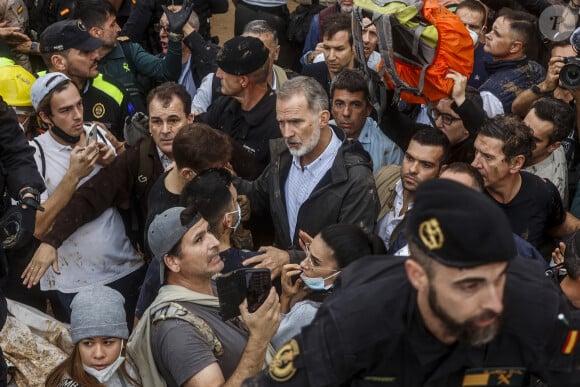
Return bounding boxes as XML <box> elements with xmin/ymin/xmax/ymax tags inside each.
<box><xmin>419</xmin><ymin>218</ymin><xmax>444</xmax><ymax>250</ymax></box>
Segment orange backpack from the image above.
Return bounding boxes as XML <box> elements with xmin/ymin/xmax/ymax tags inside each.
<box><xmin>353</xmin><ymin>0</ymin><xmax>474</xmax><ymax>105</ymax></box>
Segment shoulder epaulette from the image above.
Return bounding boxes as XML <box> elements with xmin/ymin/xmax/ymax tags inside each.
<box><xmin>462</xmin><ymin>367</ymin><xmax>527</xmax><ymax>386</ymax></box>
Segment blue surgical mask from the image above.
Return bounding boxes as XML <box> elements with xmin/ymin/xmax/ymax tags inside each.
<box><xmin>228</xmin><ymin>203</ymin><xmax>242</xmax><ymax>232</ymax></box>
<box><xmin>300</xmin><ymin>272</ymin><xmax>340</xmax><ymax>291</ymax></box>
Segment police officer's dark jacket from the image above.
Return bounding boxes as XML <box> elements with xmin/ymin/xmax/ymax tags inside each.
<box><xmin>236</xmin><ymin>125</ymin><xmax>379</xmax><ymax>263</ymax></box>
<box><xmin>0</xmin><ymin>99</ymin><xmax>44</xmax><ymax>203</ymax></box>
<box><xmin>244</xmin><ymin>255</ymin><xmax>580</xmax><ymax>386</ymax></box>
<box><xmin>197</xmin><ymin>88</ymin><xmax>280</xmax><ymax>178</ymax></box>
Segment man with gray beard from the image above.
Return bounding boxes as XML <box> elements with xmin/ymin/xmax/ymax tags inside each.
<box><xmin>235</xmin><ymin>76</ymin><xmax>379</xmax><ymax>279</ymax></box>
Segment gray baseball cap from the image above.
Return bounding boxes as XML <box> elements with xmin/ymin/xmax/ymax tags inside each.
<box><xmin>30</xmin><ymin>72</ymin><xmax>71</xmax><ymax>111</ymax></box>
<box><xmin>148</xmin><ymin>207</ymin><xmax>202</xmax><ymax>283</ymax></box>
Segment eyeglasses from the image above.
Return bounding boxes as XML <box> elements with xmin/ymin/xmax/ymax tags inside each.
<box><xmin>154</xmin><ymin>23</ymin><xmax>170</xmax><ymax>33</ymax></box>
<box><xmin>303</xmin><ymin>243</ymin><xmax>339</xmax><ymax>273</ymax></box>
<box><xmin>430</xmin><ymin>108</ymin><xmax>462</xmax><ymax>126</ymax></box>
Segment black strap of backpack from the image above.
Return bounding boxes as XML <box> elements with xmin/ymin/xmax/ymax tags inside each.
<box><xmin>135</xmin><ymin>136</ymin><xmax>154</xmax><ymax>201</ymax></box>
<box><xmin>389</xmin><ymin>215</ymin><xmax>408</xmax><ymax>253</ymax></box>
<box><xmin>31</xmin><ymin>139</ymin><xmax>46</xmax><ymax>179</ymax></box>
<box><xmin>31</xmin><ymin>128</ymin><xmax>108</xmax><ymax>180</ymax></box>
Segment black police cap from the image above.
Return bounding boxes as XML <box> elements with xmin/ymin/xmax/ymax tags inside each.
<box><xmin>40</xmin><ymin>19</ymin><xmax>104</xmax><ymax>54</ymax></box>
<box><xmin>216</xmin><ymin>36</ymin><xmax>269</xmax><ymax>76</ymax></box>
<box><xmin>406</xmin><ymin>179</ymin><xmax>516</xmax><ymax>268</ymax></box>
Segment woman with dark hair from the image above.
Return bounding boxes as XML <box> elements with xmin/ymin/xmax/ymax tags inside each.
<box><xmin>271</xmin><ymin>224</ymin><xmax>385</xmax><ymax>349</ymax></box>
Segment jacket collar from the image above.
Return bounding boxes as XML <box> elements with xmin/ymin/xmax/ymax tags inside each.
<box><xmin>484</xmin><ymin>56</ymin><xmax>528</xmax><ymax>75</ymax></box>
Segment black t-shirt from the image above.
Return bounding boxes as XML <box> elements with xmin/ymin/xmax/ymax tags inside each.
<box><xmin>493</xmin><ymin>171</ymin><xmax>565</xmax><ymax>249</ymax></box>
<box><xmin>448</xmin><ymin>136</ymin><xmax>475</xmax><ymax>164</ymax></box>
<box><xmin>146</xmin><ymin>170</ymin><xmax>180</xmax><ymax>239</ymax></box>
<box><xmin>152</xmin><ymin>302</ymin><xmax>249</xmax><ymax>387</ymax></box>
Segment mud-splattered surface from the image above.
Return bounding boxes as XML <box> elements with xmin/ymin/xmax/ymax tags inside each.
<box><xmin>1</xmin><ymin>316</ymin><xmax>69</xmax><ymax>387</ymax></box>
<box><xmin>0</xmin><ymin>301</ymin><xmax>72</xmax><ymax>386</ymax></box>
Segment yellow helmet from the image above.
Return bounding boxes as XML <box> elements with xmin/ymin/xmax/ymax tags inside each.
<box><xmin>0</xmin><ymin>62</ymin><xmax>36</xmax><ymax>107</ymax></box>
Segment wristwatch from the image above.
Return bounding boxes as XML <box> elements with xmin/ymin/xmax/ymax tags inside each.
<box><xmin>18</xmin><ymin>187</ymin><xmax>44</xmax><ymax>211</ymax></box>
<box><xmin>531</xmin><ymin>84</ymin><xmax>545</xmax><ymax>95</ymax></box>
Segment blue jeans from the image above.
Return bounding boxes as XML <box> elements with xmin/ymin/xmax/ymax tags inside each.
<box><xmin>55</xmin><ymin>265</ymin><xmax>146</xmax><ymax>330</ymax></box>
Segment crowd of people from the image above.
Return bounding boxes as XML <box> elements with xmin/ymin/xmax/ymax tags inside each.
<box><xmin>0</xmin><ymin>0</ymin><xmax>580</xmax><ymax>385</ymax></box>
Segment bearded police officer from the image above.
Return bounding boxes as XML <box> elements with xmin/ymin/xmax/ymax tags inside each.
<box><xmin>244</xmin><ymin>179</ymin><xmax>580</xmax><ymax>386</ymax></box>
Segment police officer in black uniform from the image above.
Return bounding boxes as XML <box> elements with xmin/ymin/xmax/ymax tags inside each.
<box><xmin>26</xmin><ymin>0</ymin><xmax>76</xmax><ymax>39</ymax></box>
<box><xmin>0</xmin><ymin>95</ymin><xmax>45</xmax><ymax>384</ymax></box>
<box><xmin>244</xmin><ymin>179</ymin><xmax>580</xmax><ymax>387</ymax></box>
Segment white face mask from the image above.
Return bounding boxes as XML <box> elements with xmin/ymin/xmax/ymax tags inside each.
<box><xmin>228</xmin><ymin>203</ymin><xmax>242</xmax><ymax>232</ymax></box>
<box><xmin>468</xmin><ymin>28</ymin><xmax>480</xmax><ymax>46</ymax></box>
<box><xmin>82</xmin><ymin>341</ymin><xmax>125</xmax><ymax>383</ymax></box>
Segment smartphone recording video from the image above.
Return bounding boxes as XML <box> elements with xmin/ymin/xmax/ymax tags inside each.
<box><xmin>86</xmin><ymin>123</ymin><xmax>98</xmax><ymax>146</ymax></box>
<box><xmin>216</xmin><ymin>268</ymin><xmax>271</xmax><ymax>320</ymax></box>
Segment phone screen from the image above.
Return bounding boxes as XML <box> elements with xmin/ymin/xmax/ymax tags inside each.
<box><xmin>246</xmin><ymin>269</ymin><xmax>271</xmax><ymax>313</ymax></box>
<box><xmin>86</xmin><ymin>124</ymin><xmax>98</xmax><ymax>146</ymax></box>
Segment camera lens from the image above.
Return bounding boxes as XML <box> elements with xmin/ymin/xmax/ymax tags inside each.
<box><xmin>560</xmin><ymin>60</ymin><xmax>580</xmax><ymax>89</ymax></box>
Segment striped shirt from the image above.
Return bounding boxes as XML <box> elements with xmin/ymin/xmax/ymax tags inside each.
<box><xmin>285</xmin><ymin>129</ymin><xmax>342</xmax><ymax>240</ymax></box>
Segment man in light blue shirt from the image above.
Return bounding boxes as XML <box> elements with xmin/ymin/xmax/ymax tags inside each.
<box><xmin>236</xmin><ymin>76</ymin><xmax>379</xmax><ymax>278</ymax></box>
<box><xmin>329</xmin><ymin>69</ymin><xmax>403</xmax><ymax>173</ymax></box>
